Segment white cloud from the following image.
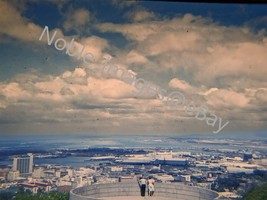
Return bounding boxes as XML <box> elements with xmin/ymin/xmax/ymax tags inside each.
<box><xmin>63</xmin><ymin>8</ymin><xmax>90</xmax><ymax>31</ymax></box>
<box><xmin>92</xmin><ymin>13</ymin><xmax>267</xmax><ymax>133</ymax></box>
<box><xmin>0</xmin><ymin>1</ymin><xmax>66</xmax><ymax>44</ymax></box>
<box><xmin>2</xmin><ymin>82</ymin><xmax>31</xmax><ymax>100</ymax></box>
<box><xmin>1</xmin><ymin>2</ymin><xmax>267</xmax><ymax>134</ymax></box>
<box><xmin>202</xmin><ymin>88</ymin><xmax>219</xmax><ymax>96</ymax></box>
<box><xmin>78</xmin><ymin>36</ymin><xmax>109</xmax><ymax>61</ymax></box>
<box><xmin>0</xmin><ymin>1</ymin><xmax>62</xmax><ymax>43</ymax></box>
<box><xmin>206</xmin><ymin>89</ymin><xmax>249</xmax><ymax>109</ymax></box>
<box><xmin>255</xmin><ymin>88</ymin><xmax>267</xmax><ymax>103</ymax></box>
<box><xmin>169</xmin><ymin>78</ymin><xmax>193</xmax><ymax>91</ymax></box>
<box><xmin>111</xmin><ymin>0</ymin><xmax>137</xmax><ymax>9</ymax></box>
<box><xmin>125</xmin><ymin>50</ymin><xmax>149</xmax><ymax>64</ymax></box>
<box><xmin>125</xmin><ymin>8</ymin><xmax>157</xmax><ymax>22</ymax></box>
<box><xmin>96</xmin><ymin>22</ymin><xmax>158</xmax><ymax>42</ymax></box>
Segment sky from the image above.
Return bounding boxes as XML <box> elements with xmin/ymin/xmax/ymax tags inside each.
<box><xmin>0</xmin><ymin>0</ymin><xmax>267</xmax><ymax>136</ymax></box>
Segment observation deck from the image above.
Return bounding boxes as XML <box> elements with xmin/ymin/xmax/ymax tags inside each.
<box><xmin>70</xmin><ymin>182</ymin><xmax>219</xmax><ymax>200</ymax></box>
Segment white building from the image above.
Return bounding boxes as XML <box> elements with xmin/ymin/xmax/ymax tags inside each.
<box><xmin>177</xmin><ymin>175</ymin><xmax>191</xmax><ymax>182</ymax></box>
<box><xmin>7</xmin><ymin>170</ymin><xmax>20</xmax><ymax>181</ymax></box>
<box><xmin>67</xmin><ymin>168</ymin><xmax>74</xmax><ymax>177</ymax></box>
<box><xmin>55</xmin><ymin>170</ymin><xmax>61</xmax><ymax>178</ymax></box>
<box><xmin>33</xmin><ymin>167</ymin><xmax>44</xmax><ymax>178</ymax></box>
<box><xmin>111</xmin><ymin>166</ymin><xmax>123</xmax><ymax>172</ymax></box>
<box><xmin>13</xmin><ymin>153</ymin><xmax>33</xmax><ymax>177</ymax></box>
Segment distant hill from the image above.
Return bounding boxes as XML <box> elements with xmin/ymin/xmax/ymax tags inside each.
<box><xmin>172</xmin><ymin>130</ymin><xmax>267</xmax><ymax>140</ymax></box>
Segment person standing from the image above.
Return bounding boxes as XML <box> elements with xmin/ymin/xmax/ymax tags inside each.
<box><xmin>138</xmin><ymin>176</ymin><xmax>147</xmax><ymax>197</ymax></box>
<box><xmin>147</xmin><ymin>176</ymin><xmax>155</xmax><ymax>196</ymax></box>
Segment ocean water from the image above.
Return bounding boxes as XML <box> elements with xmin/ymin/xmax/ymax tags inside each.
<box><xmin>0</xmin><ymin>134</ymin><xmax>266</xmax><ymax>168</ymax></box>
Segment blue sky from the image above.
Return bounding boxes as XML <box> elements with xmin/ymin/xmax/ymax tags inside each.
<box><xmin>0</xmin><ymin>0</ymin><xmax>266</xmax><ymax>136</ymax></box>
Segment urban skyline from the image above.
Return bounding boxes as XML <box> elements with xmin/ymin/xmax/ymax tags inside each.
<box><xmin>1</xmin><ymin>135</ymin><xmax>267</xmax><ymax>199</ymax></box>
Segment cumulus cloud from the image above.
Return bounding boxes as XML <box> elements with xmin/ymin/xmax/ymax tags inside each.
<box><xmin>255</xmin><ymin>89</ymin><xmax>267</xmax><ymax>103</ymax></box>
<box><xmin>0</xmin><ymin>1</ymin><xmax>65</xmax><ymax>44</ymax></box>
<box><xmin>63</xmin><ymin>8</ymin><xmax>91</xmax><ymax>31</ymax></box>
<box><xmin>205</xmin><ymin>89</ymin><xmax>249</xmax><ymax>109</ymax></box>
<box><xmin>78</xmin><ymin>36</ymin><xmax>109</xmax><ymax>61</ymax></box>
<box><xmin>1</xmin><ymin>82</ymin><xmax>31</xmax><ymax>107</ymax></box>
<box><xmin>96</xmin><ymin>22</ymin><xmax>158</xmax><ymax>42</ymax></box>
<box><xmin>0</xmin><ymin>63</ymin><xmax>202</xmax><ymax>134</ymax></box>
<box><xmin>111</xmin><ymin>0</ymin><xmax>138</xmax><ymax>9</ymax></box>
<box><xmin>96</xmin><ymin>14</ymin><xmax>267</xmax><ymax>86</ymax></box>
<box><xmin>125</xmin><ymin>8</ymin><xmax>157</xmax><ymax>22</ymax></box>
<box><xmin>169</xmin><ymin>78</ymin><xmax>193</xmax><ymax>91</ymax></box>
<box><xmin>93</xmin><ymin>12</ymin><xmax>267</xmax><ymax>133</ymax></box>
<box><xmin>1</xmin><ymin>1</ymin><xmax>267</xmax><ymax>134</ymax></box>
<box><xmin>0</xmin><ymin>1</ymin><xmax>44</xmax><ymax>42</ymax></box>
<box><xmin>37</xmin><ymin>25</ymin><xmax>109</xmax><ymax>63</ymax></box>
<box><xmin>125</xmin><ymin>50</ymin><xmax>149</xmax><ymax>64</ymax></box>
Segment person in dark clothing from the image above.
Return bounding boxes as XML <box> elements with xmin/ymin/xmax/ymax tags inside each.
<box><xmin>138</xmin><ymin>176</ymin><xmax>147</xmax><ymax>197</ymax></box>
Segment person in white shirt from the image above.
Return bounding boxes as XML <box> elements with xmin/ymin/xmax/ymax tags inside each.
<box><xmin>147</xmin><ymin>176</ymin><xmax>155</xmax><ymax>196</ymax></box>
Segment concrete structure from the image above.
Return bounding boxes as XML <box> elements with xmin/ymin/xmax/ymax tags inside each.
<box><xmin>243</xmin><ymin>152</ymin><xmax>253</xmax><ymax>161</ymax></box>
<box><xmin>13</xmin><ymin>153</ymin><xmax>33</xmax><ymax>177</ymax></box>
<box><xmin>176</xmin><ymin>174</ymin><xmax>191</xmax><ymax>182</ymax></box>
<box><xmin>7</xmin><ymin>170</ymin><xmax>20</xmax><ymax>181</ymax></box>
<box><xmin>155</xmin><ymin>158</ymin><xmax>188</xmax><ymax>166</ymax></box>
<box><xmin>33</xmin><ymin>167</ymin><xmax>45</xmax><ymax>178</ymax></box>
<box><xmin>119</xmin><ymin>152</ymin><xmax>188</xmax><ymax>166</ymax></box>
<box><xmin>70</xmin><ymin>182</ymin><xmax>219</xmax><ymax>200</ymax></box>
<box><xmin>0</xmin><ymin>168</ymin><xmax>9</xmax><ymax>180</ymax></box>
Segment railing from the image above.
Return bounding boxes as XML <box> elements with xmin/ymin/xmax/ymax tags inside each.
<box><xmin>70</xmin><ymin>182</ymin><xmax>219</xmax><ymax>200</ymax></box>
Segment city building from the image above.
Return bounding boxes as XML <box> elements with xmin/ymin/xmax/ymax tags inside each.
<box><xmin>20</xmin><ymin>183</ymin><xmax>38</xmax><ymax>194</ymax></box>
<box><xmin>243</xmin><ymin>153</ymin><xmax>253</xmax><ymax>162</ymax></box>
<box><xmin>0</xmin><ymin>168</ymin><xmax>9</xmax><ymax>180</ymax></box>
<box><xmin>33</xmin><ymin>167</ymin><xmax>45</xmax><ymax>178</ymax></box>
<box><xmin>12</xmin><ymin>153</ymin><xmax>34</xmax><ymax>177</ymax></box>
<box><xmin>176</xmin><ymin>174</ymin><xmax>191</xmax><ymax>182</ymax></box>
<box><xmin>7</xmin><ymin>170</ymin><xmax>20</xmax><ymax>181</ymax></box>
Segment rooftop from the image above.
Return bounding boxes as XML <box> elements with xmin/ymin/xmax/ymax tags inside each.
<box><xmin>104</xmin><ymin>196</ymin><xmax>175</xmax><ymax>200</ymax></box>
<box><xmin>70</xmin><ymin>182</ymin><xmax>219</xmax><ymax>200</ymax></box>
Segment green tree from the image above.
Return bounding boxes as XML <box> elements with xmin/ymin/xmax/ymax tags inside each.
<box><xmin>13</xmin><ymin>192</ymin><xmax>69</xmax><ymax>200</ymax></box>
<box><xmin>0</xmin><ymin>191</ymin><xmax>14</xmax><ymax>200</ymax></box>
<box><xmin>244</xmin><ymin>182</ymin><xmax>267</xmax><ymax>200</ymax></box>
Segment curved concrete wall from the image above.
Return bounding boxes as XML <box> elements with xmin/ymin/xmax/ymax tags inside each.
<box><xmin>70</xmin><ymin>182</ymin><xmax>219</xmax><ymax>200</ymax></box>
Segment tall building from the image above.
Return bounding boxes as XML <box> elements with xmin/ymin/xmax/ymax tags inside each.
<box><xmin>13</xmin><ymin>153</ymin><xmax>34</xmax><ymax>177</ymax></box>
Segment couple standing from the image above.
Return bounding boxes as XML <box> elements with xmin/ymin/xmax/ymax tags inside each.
<box><xmin>138</xmin><ymin>176</ymin><xmax>155</xmax><ymax>197</ymax></box>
